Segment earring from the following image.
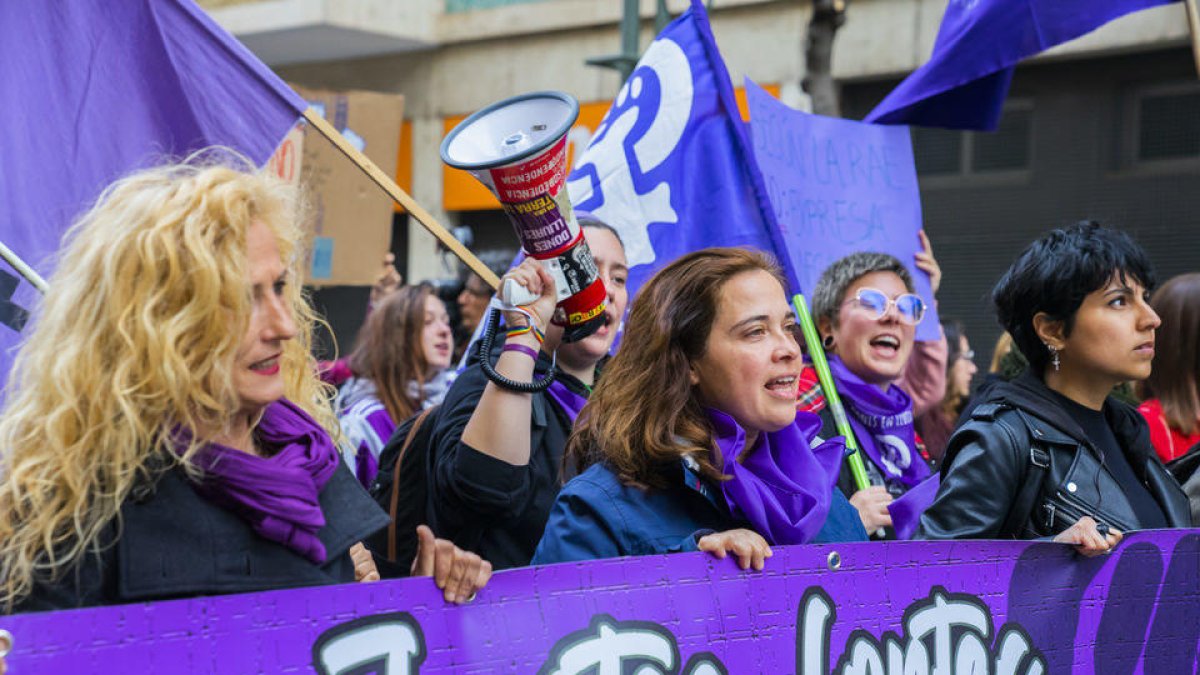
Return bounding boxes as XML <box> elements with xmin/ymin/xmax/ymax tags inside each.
<box><xmin>1048</xmin><ymin>345</ymin><xmax>1060</xmax><ymax>372</ymax></box>
<box><xmin>822</xmin><ymin>335</ymin><xmax>835</xmax><ymax>350</ymax></box>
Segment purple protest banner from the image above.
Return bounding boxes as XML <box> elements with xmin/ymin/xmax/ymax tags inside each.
<box><xmin>745</xmin><ymin>80</ymin><xmax>940</xmax><ymax>342</ymax></box>
<box><xmin>4</xmin><ymin>531</ymin><xmax>1197</xmax><ymax>673</ymax></box>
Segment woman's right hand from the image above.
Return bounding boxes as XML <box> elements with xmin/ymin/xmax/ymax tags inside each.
<box><xmin>1053</xmin><ymin>516</ymin><xmax>1122</xmax><ymax>557</ymax></box>
<box><xmin>410</xmin><ymin>525</ymin><xmax>494</xmax><ymax>604</ymax></box>
<box><xmin>697</xmin><ymin>529</ymin><xmax>773</xmax><ymax>570</ymax></box>
<box><xmin>850</xmin><ymin>486</ymin><xmax>894</xmax><ymax>532</ymax></box>
<box><xmin>501</xmin><ymin>258</ymin><xmax>558</xmax><ymax>335</ymax></box>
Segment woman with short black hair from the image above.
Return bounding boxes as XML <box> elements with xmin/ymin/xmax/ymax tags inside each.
<box><xmin>919</xmin><ymin>222</ymin><xmax>1192</xmax><ymax>552</ymax></box>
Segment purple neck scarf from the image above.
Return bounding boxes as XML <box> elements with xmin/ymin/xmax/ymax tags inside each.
<box><xmin>707</xmin><ymin>408</ymin><xmax>845</xmax><ymax>546</ymax></box>
<box><xmin>826</xmin><ymin>355</ymin><xmax>930</xmax><ymax>488</ymax></box>
<box><xmin>187</xmin><ymin>399</ymin><xmax>340</xmax><ymax>564</ymax></box>
<box><xmin>546</xmin><ymin>380</ymin><xmax>589</xmax><ymax>423</ymax></box>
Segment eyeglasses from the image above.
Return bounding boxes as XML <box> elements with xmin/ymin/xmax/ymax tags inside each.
<box><xmin>958</xmin><ymin>349</ymin><xmax>976</xmax><ymax>361</ymax></box>
<box><xmin>846</xmin><ymin>288</ymin><xmax>926</xmax><ymax>325</ymax></box>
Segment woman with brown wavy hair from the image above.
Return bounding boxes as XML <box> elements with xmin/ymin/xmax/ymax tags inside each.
<box><xmin>335</xmin><ymin>283</ymin><xmax>454</xmax><ymax>486</ymax></box>
<box><xmin>531</xmin><ymin>248</ymin><xmax>866</xmax><ymax>568</ymax></box>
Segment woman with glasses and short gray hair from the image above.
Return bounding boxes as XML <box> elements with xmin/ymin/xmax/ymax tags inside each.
<box><xmin>798</xmin><ymin>244</ymin><xmax>947</xmax><ymax>539</ymax></box>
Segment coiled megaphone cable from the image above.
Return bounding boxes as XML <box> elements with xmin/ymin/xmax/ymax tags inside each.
<box><xmin>478</xmin><ymin>308</ymin><xmax>556</xmax><ymax>393</ymax></box>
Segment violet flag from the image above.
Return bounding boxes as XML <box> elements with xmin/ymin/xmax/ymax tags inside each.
<box><xmin>0</xmin><ymin>0</ymin><xmax>305</xmax><ymax>387</ymax></box>
<box><xmin>865</xmin><ymin>0</ymin><xmax>1179</xmax><ymax>130</ymax></box>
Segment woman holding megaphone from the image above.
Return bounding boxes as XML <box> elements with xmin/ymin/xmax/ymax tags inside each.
<box><xmin>426</xmin><ymin>216</ymin><xmax>629</xmax><ymax>570</ymax></box>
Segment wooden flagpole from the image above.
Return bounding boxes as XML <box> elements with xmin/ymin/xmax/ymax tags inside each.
<box><xmin>0</xmin><ymin>240</ymin><xmax>47</xmax><ymax>294</ymax></box>
<box><xmin>301</xmin><ymin>108</ymin><xmax>502</xmax><ymax>290</ymax></box>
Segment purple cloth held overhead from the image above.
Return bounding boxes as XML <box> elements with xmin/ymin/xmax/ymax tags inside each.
<box><xmin>187</xmin><ymin>399</ymin><xmax>340</xmax><ymax>564</ymax></box>
<box><xmin>827</xmin><ymin>355</ymin><xmax>930</xmax><ymax>488</ymax></box>
<box><xmin>0</xmin><ymin>0</ymin><xmax>305</xmax><ymax>390</ymax></box>
<box><xmin>865</xmin><ymin>0</ymin><xmax>1177</xmax><ymax>130</ymax></box>
<box><xmin>707</xmin><ymin>408</ymin><xmax>844</xmax><ymax>546</ymax></box>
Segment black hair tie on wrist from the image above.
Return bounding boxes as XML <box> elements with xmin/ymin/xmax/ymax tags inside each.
<box><xmin>478</xmin><ymin>308</ymin><xmax>556</xmax><ymax>393</ymax></box>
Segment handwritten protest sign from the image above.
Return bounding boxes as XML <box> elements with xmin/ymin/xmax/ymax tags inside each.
<box><xmin>746</xmin><ymin>80</ymin><xmax>940</xmax><ymax>341</ymax></box>
<box><xmin>4</xmin><ymin>531</ymin><xmax>1197</xmax><ymax>673</ymax></box>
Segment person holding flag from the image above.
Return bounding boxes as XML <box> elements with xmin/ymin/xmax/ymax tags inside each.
<box><xmin>798</xmin><ymin>240</ymin><xmax>947</xmax><ymax>539</ymax></box>
<box><xmin>532</xmin><ymin>248</ymin><xmax>866</xmax><ymax>567</ymax></box>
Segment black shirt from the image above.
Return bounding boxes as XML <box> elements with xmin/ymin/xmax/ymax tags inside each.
<box><xmin>1050</xmin><ymin>390</ymin><xmax>1169</xmax><ymax>530</ymax></box>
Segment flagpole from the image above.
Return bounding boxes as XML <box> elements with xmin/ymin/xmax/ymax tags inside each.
<box><xmin>792</xmin><ymin>293</ymin><xmax>871</xmax><ymax>492</ymax></box>
<box><xmin>1187</xmin><ymin>0</ymin><xmax>1200</xmax><ymax>77</ymax></box>
<box><xmin>300</xmin><ymin>108</ymin><xmax>502</xmax><ymax>291</ymax></box>
<box><xmin>0</xmin><ymin>239</ymin><xmax>47</xmax><ymax>294</ymax></box>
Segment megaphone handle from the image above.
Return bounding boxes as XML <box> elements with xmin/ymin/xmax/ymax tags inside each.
<box><xmin>500</xmin><ymin>278</ymin><xmax>540</xmax><ymax>307</ymax></box>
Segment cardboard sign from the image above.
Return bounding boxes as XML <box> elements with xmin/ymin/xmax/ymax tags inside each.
<box><xmin>5</xmin><ymin>531</ymin><xmax>1198</xmax><ymax>673</ymax></box>
<box><xmin>746</xmin><ymin>80</ymin><xmax>940</xmax><ymax>341</ymax></box>
<box><xmin>270</xmin><ymin>86</ymin><xmax>404</xmax><ymax>287</ymax></box>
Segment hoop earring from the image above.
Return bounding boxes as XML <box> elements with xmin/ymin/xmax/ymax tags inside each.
<box><xmin>1048</xmin><ymin>345</ymin><xmax>1060</xmax><ymax>372</ymax></box>
<box><xmin>822</xmin><ymin>335</ymin><xmax>835</xmax><ymax>350</ymax></box>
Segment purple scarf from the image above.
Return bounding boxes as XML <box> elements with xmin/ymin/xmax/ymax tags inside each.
<box><xmin>546</xmin><ymin>380</ymin><xmax>589</xmax><ymax>423</ymax></box>
<box><xmin>187</xmin><ymin>399</ymin><xmax>340</xmax><ymax>564</ymax></box>
<box><xmin>826</xmin><ymin>355</ymin><xmax>930</xmax><ymax>488</ymax></box>
<box><xmin>708</xmin><ymin>408</ymin><xmax>845</xmax><ymax>546</ymax></box>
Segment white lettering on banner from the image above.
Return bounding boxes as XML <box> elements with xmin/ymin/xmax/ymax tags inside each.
<box><xmin>538</xmin><ymin>615</ymin><xmax>727</xmax><ymax>675</ymax></box>
<box><xmin>312</xmin><ymin>613</ymin><xmax>424</xmax><ymax>675</ymax></box>
<box><xmin>798</xmin><ymin>587</ymin><xmax>1046</xmax><ymax>675</ymax></box>
<box><xmin>566</xmin><ymin>36</ymin><xmax>693</xmax><ymax>267</ymax></box>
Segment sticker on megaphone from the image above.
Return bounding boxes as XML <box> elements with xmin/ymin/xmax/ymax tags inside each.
<box><xmin>441</xmin><ymin>91</ymin><xmax>606</xmax><ymax>343</ymax></box>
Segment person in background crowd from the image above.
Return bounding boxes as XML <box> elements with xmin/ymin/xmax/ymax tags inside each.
<box><xmin>0</xmin><ymin>159</ymin><xmax>489</xmax><ymax>613</ymax></box>
<box><xmin>453</xmin><ymin>250</ymin><xmax>514</xmax><ymax>362</ymax></box>
<box><xmin>335</xmin><ymin>283</ymin><xmax>455</xmax><ymax>487</ymax></box>
<box><xmin>532</xmin><ymin>248</ymin><xmax>865</xmax><ymax>567</ymax></box>
<box><xmin>1136</xmin><ymin>272</ymin><xmax>1200</xmax><ymax>463</ymax></box>
<box><xmin>426</xmin><ymin>217</ymin><xmax>629</xmax><ymax>570</ymax></box>
<box><xmin>317</xmin><ymin>253</ymin><xmax>404</xmax><ymax>388</ymax></box>
<box><xmin>920</xmin><ymin>222</ymin><xmax>1192</xmax><ymax>552</ymax></box>
<box><xmin>916</xmin><ymin>320</ymin><xmax>977</xmax><ymax>466</ymax></box>
<box><xmin>801</xmin><ymin>235</ymin><xmax>947</xmax><ymax>539</ymax></box>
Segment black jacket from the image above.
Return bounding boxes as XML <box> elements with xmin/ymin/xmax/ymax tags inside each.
<box><xmin>919</xmin><ymin>372</ymin><xmax>1191</xmax><ymax>540</ymax></box>
<box><xmin>15</xmin><ymin>462</ymin><xmax>389</xmax><ymax>613</ymax></box>
<box><xmin>427</xmin><ymin>345</ymin><xmax>590</xmax><ymax>570</ymax></box>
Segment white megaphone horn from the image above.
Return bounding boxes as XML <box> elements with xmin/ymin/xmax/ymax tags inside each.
<box><xmin>440</xmin><ymin>91</ymin><xmax>606</xmax><ymax>343</ymax></box>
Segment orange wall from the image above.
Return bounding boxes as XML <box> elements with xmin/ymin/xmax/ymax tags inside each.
<box><xmin>435</xmin><ymin>83</ymin><xmax>781</xmax><ymax>211</ymax></box>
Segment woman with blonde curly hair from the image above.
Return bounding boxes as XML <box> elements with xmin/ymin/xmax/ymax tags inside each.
<box><xmin>0</xmin><ymin>156</ymin><xmax>489</xmax><ymax>613</ymax></box>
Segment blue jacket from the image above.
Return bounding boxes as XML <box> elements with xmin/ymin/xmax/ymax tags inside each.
<box><xmin>532</xmin><ymin>459</ymin><xmax>867</xmax><ymax>565</ymax></box>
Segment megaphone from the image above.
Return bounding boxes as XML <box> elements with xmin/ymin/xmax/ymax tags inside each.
<box><xmin>441</xmin><ymin>91</ymin><xmax>606</xmax><ymax>343</ymax></box>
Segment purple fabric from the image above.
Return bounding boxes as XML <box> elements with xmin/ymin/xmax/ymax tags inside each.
<box><xmin>827</xmin><ymin>355</ymin><xmax>931</xmax><ymax>488</ymax></box>
<box><xmin>864</xmin><ymin>0</ymin><xmax>1177</xmax><ymax>130</ymax></box>
<box><xmin>707</xmin><ymin>408</ymin><xmax>844</xmax><ymax>546</ymax></box>
<box><xmin>546</xmin><ymin>381</ymin><xmax>589</xmax><ymax>423</ymax></box>
<box><xmin>188</xmin><ymin>399</ymin><xmax>340</xmax><ymax>564</ymax></box>
<box><xmin>887</xmin><ymin>473</ymin><xmax>941</xmax><ymax>539</ymax></box>
<box><xmin>0</xmin><ymin>0</ymin><xmax>304</xmax><ymax>391</ymax></box>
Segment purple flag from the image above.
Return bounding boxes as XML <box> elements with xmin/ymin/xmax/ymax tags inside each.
<box><xmin>865</xmin><ymin>0</ymin><xmax>1178</xmax><ymax>130</ymax></box>
<box><xmin>0</xmin><ymin>0</ymin><xmax>305</xmax><ymax>387</ymax></box>
<box><xmin>566</xmin><ymin>0</ymin><xmax>798</xmax><ymax>304</ymax></box>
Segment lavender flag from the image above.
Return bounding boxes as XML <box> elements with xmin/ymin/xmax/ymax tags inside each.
<box><xmin>0</xmin><ymin>0</ymin><xmax>305</xmax><ymax>388</ymax></box>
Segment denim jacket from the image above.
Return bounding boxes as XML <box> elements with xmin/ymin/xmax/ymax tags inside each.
<box><xmin>532</xmin><ymin>457</ymin><xmax>866</xmax><ymax>565</ymax></box>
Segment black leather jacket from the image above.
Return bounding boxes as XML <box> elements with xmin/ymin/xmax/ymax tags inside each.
<box><xmin>15</xmin><ymin>462</ymin><xmax>389</xmax><ymax>613</ymax></box>
<box><xmin>919</xmin><ymin>373</ymin><xmax>1191</xmax><ymax>540</ymax></box>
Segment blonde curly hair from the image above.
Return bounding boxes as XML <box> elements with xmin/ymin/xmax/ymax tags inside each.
<box><xmin>0</xmin><ymin>153</ymin><xmax>335</xmax><ymax>610</ymax></box>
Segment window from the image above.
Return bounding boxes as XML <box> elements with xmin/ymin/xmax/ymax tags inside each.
<box><xmin>910</xmin><ymin>101</ymin><xmax>1034</xmax><ymax>178</ymax></box>
<box><xmin>1135</xmin><ymin>87</ymin><xmax>1200</xmax><ymax>162</ymax></box>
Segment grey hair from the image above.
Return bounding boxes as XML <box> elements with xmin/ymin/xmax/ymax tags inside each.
<box><xmin>811</xmin><ymin>252</ymin><xmax>914</xmax><ymax>329</ymax></box>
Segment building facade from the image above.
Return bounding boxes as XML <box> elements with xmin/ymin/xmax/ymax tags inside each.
<box><xmin>203</xmin><ymin>0</ymin><xmax>1200</xmax><ymax>357</ymax></box>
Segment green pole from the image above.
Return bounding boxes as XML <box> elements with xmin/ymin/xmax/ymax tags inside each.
<box><xmin>792</xmin><ymin>293</ymin><xmax>870</xmax><ymax>492</ymax></box>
